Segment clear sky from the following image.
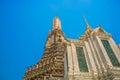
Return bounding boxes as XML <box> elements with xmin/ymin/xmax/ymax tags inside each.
<box><xmin>0</xmin><ymin>0</ymin><xmax>120</xmax><ymax>80</ymax></box>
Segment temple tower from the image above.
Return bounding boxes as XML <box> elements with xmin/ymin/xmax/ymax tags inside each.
<box><xmin>23</xmin><ymin>16</ymin><xmax>120</xmax><ymax>80</ymax></box>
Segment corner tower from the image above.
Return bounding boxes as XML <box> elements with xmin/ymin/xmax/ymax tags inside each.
<box><xmin>43</xmin><ymin>16</ymin><xmax>66</xmax><ymax>80</ymax></box>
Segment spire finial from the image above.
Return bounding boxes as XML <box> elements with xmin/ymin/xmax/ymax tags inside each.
<box><xmin>52</xmin><ymin>16</ymin><xmax>62</xmax><ymax>30</ymax></box>
<box><xmin>84</xmin><ymin>16</ymin><xmax>90</xmax><ymax>29</ymax></box>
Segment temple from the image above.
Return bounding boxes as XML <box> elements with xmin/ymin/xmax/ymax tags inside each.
<box><xmin>23</xmin><ymin>17</ymin><xmax>120</xmax><ymax>80</ymax></box>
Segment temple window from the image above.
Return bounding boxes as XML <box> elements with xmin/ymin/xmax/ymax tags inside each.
<box><xmin>101</xmin><ymin>40</ymin><xmax>120</xmax><ymax>67</ymax></box>
<box><xmin>76</xmin><ymin>47</ymin><xmax>88</xmax><ymax>72</ymax></box>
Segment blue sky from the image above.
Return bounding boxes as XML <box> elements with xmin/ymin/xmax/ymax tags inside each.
<box><xmin>0</xmin><ymin>0</ymin><xmax>120</xmax><ymax>80</ymax></box>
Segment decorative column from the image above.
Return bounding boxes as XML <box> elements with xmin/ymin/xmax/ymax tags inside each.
<box><xmin>83</xmin><ymin>45</ymin><xmax>92</xmax><ymax>73</ymax></box>
<box><xmin>89</xmin><ymin>37</ymin><xmax>101</xmax><ymax>70</ymax></box>
<box><xmin>66</xmin><ymin>44</ymin><xmax>73</xmax><ymax>75</ymax></box>
<box><xmin>71</xmin><ymin>43</ymin><xmax>80</xmax><ymax>75</ymax></box>
<box><xmin>64</xmin><ymin>50</ymin><xmax>68</xmax><ymax>80</ymax></box>
<box><xmin>84</xmin><ymin>41</ymin><xmax>97</xmax><ymax>74</ymax></box>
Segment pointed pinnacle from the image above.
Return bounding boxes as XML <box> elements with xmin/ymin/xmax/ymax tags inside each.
<box><xmin>83</xmin><ymin>16</ymin><xmax>89</xmax><ymax>29</ymax></box>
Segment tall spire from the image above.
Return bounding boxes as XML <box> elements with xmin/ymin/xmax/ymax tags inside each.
<box><xmin>83</xmin><ymin>16</ymin><xmax>93</xmax><ymax>36</ymax></box>
<box><xmin>52</xmin><ymin>16</ymin><xmax>62</xmax><ymax>30</ymax></box>
<box><xmin>84</xmin><ymin>16</ymin><xmax>91</xmax><ymax>29</ymax></box>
